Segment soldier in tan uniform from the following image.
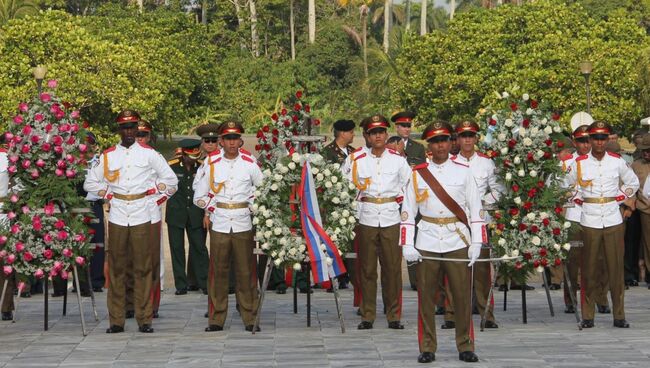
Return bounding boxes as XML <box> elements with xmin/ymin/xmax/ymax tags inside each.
<box><xmin>631</xmin><ymin>134</ymin><xmax>650</xmax><ymax>289</ymax></box>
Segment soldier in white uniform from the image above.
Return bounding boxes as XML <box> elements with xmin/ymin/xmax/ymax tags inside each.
<box><xmin>84</xmin><ymin>110</ymin><xmax>178</xmax><ymax>334</ymax></box>
<box><xmin>401</xmin><ymin>121</ymin><xmax>484</xmax><ymax>363</ymax></box>
<box><xmin>565</xmin><ymin>121</ymin><xmax>639</xmax><ymax>329</ymax></box>
<box><xmin>342</xmin><ymin>114</ymin><xmax>411</xmax><ymax>330</ymax></box>
<box><xmin>193</xmin><ymin>121</ymin><xmax>263</xmax><ymax>332</ymax></box>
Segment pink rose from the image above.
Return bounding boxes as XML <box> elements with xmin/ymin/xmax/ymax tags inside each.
<box><xmin>8</xmin><ymin>155</ymin><xmax>18</xmax><ymax>163</ymax></box>
<box><xmin>34</xmin><ymin>113</ymin><xmax>44</xmax><ymax>122</ymax></box>
<box><xmin>60</xmin><ymin>270</ymin><xmax>68</xmax><ymax>280</ymax></box>
<box><xmin>21</xmin><ymin>160</ymin><xmax>31</xmax><ymax>169</ymax></box>
<box><xmin>5</xmin><ymin>132</ymin><xmax>14</xmax><ymax>141</ymax></box>
<box><xmin>43</xmin><ymin>248</ymin><xmax>53</xmax><ymax>259</ymax></box>
<box><xmin>30</xmin><ymin>170</ymin><xmax>40</xmax><ymax>179</ymax></box>
<box><xmin>33</xmin><ymin>221</ymin><xmax>42</xmax><ymax>231</ymax></box>
<box><xmin>47</xmin><ymin>80</ymin><xmax>58</xmax><ymax>89</ymax></box>
<box><xmin>55</xmin><ymin>219</ymin><xmax>66</xmax><ymax>229</ymax></box>
<box><xmin>18</xmin><ymin>102</ymin><xmax>28</xmax><ymax>112</ymax></box>
<box><xmin>31</xmin><ymin>135</ymin><xmax>40</xmax><ymax>144</ymax></box>
<box><xmin>7</xmin><ymin>166</ymin><xmax>16</xmax><ymax>174</ymax></box>
<box><xmin>55</xmin><ymin>168</ymin><xmax>64</xmax><ymax>177</ymax></box>
<box><xmin>49</xmin><ymin>269</ymin><xmax>58</xmax><ymax>277</ymax></box>
<box><xmin>65</xmin><ymin>154</ymin><xmax>74</xmax><ymax>163</ymax></box>
<box><xmin>53</xmin><ymin>261</ymin><xmax>62</xmax><ymax>271</ymax></box>
<box><xmin>34</xmin><ymin>269</ymin><xmax>44</xmax><ymax>279</ymax></box>
<box><xmin>10</xmin><ymin>194</ymin><xmax>18</xmax><ymax>203</ymax></box>
<box><xmin>65</xmin><ymin>169</ymin><xmax>76</xmax><ymax>179</ymax></box>
<box><xmin>52</xmin><ymin>135</ymin><xmax>63</xmax><ymax>146</ymax></box>
<box><xmin>73</xmin><ymin>233</ymin><xmax>86</xmax><ymax>242</ymax></box>
<box><xmin>70</xmin><ymin>111</ymin><xmax>80</xmax><ymax>119</ymax></box>
<box><xmin>6</xmin><ymin>254</ymin><xmax>15</xmax><ymax>264</ymax></box>
<box><xmin>0</xmin><ymin>236</ymin><xmax>6</xmax><ymax>245</ymax></box>
<box><xmin>7</xmin><ymin>212</ymin><xmax>16</xmax><ymax>220</ymax></box>
<box><xmin>59</xmin><ymin>124</ymin><xmax>70</xmax><ymax>133</ymax></box>
<box><xmin>13</xmin><ymin>115</ymin><xmax>23</xmax><ymax>124</ymax></box>
<box><xmin>15</xmin><ymin>243</ymin><xmax>24</xmax><ymax>252</ymax></box>
<box><xmin>21</xmin><ymin>144</ymin><xmax>31</xmax><ymax>154</ymax></box>
<box><xmin>54</xmin><ymin>146</ymin><xmax>63</xmax><ymax>155</ymax></box>
<box><xmin>71</xmin><ymin>123</ymin><xmax>79</xmax><ymax>132</ymax></box>
<box><xmin>44</xmin><ymin>203</ymin><xmax>55</xmax><ymax>216</ymax></box>
<box><xmin>23</xmin><ymin>252</ymin><xmax>33</xmax><ymax>262</ymax></box>
<box><xmin>35</xmin><ymin>159</ymin><xmax>45</xmax><ymax>168</ymax></box>
<box><xmin>41</xmin><ymin>143</ymin><xmax>51</xmax><ymax>152</ymax></box>
<box><xmin>66</xmin><ymin>136</ymin><xmax>76</xmax><ymax>145</ymax></box>
<box><xmin>57</xmin><ymin>230</ymin><xmax>69</xmax><ymax>240</ymax></box>
<box><xmin>75</xmin><ymin>256</ymin><xmax>85</xmax><ymax>266</ymax></box>
<box><xmin>21</xmin><ymin>206</ymin><xmax>30</xmax><ymax>214</ymax></box>
<box><xmin>22</xmin><ymin>125</ymin><xmax>32</xmax><ymax>135</ymax></box>
<box><xmin>79</xmin><ymin>144</ymin><xmax>87</xmax><ymax>153</ymax></box>
<box><xmin>40</xmin><ymin>93</ymin><xmax>51</xmax><ymax>102</ymax></box>
<box><xmin>62</xmin><ymin>248</ymin><xmax>72</xmax><ymax>257</ymax></box>
<box><xmin>55</xmin><ymin>111</ymin><xmax>65</xmax><ymax>120</ymax></box>
<box><xmin>3</xmin><ymin>266</ymin><xmax>12</xmax><ymax>276</ymax></box>
<box><xmin>10</xmin><ymin>224</ymin><xmax>20</xmax><ymax>234</ymax></box>
<box><xmin>56</xmin><ymin>160</ymin><xmax>66</xmax><ymax>169</ymax></box>
<box><xmin>44</xmin><ymin>123</ymin><xmax>53</xmax><ymax>133</ymax></box>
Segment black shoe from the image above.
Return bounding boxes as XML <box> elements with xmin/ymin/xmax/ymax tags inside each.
<box><xmin>472</xmin><ymin>306</ymin><xmax>479</xmax><ymax>315</ymax></box>
<box><xmin>175</xmin><ymin>288</ymin><xmax>187</xmax><ymax>295</ymax></box>
<box><xmin>51</xmin><ymin>291</ymin><xmax>65</xmax><ymax>298</ymax></box>
<box><xmin>357</xmin><ymin>321</ymin><xmax>373</xmax><ymax>330</ymax></box>
<box><xmin>187</xmin><ymin>285</ymin><xmax>199</xmax><ymax>291</ymax></box>
<box><xmin>613</xmin><ymin>319</ymin><xmax>630</xmax><ymax>328</ymax></box>
<box><xmin>510</xmin><ymin>284</ymin><xmax>535</xmax><ymax>291</ymax></box>
<box><xmin>435</xmin><ymin>306</ymin><xmax>445</xmax><ymax>315</ymax></box>
<box><xmin>625</xmin><ymin>279</ymin><xmax>638</xmax><ymax>287</ymax></box>
<box><xmin>597</xmin><ymin>305</ymin><xmax>611</xmax><ymax>314</ymax></box>
<box><xmin>245</xmin><ymin>325</ymin><xmax>261</xmax><ymax>332</ymax></box>
<box><xmin>549</xmin><ymin>283</ymin><xmax>561</xmax><ymax>290</ymax></box>
<box><xmin>153</xmin><ymin>311</ymin><xmax>159</xmax><ymax>319</ymax></box>
<box><xmin>388</xmin><ymin>321</ymin><xmax>404</xmax><ymax>329</ymax></box>
<box><xmin>228</xmin><ymin>287</ymin><xmax>236</xmax><ymax>294</ymax></box>
<box><xmin>19</xmin><ymin>291</ymin><xmax>31</xmax><ymax>298</ymax></box>
<box><xmin>356</xmin><ymin>308</ymin><xmax>361</xmax><ymax>316</ymax></box>
<box><xmin>564</xmin><ymin>305</ymin><xmax>576</xmax><ymax>314</ymax></box>
<box><xmin>418</xmin><ymin>352</ymin><xmax>435</xmax><ymax>363</ymax></box>
<box><xmin>276</xmin><ymin>288</ymin><xmax>287</xmax><ymax>294</ymax></box>
<box><xmin>80</xmin><ymin>290</ymin><xmax>92</xmax><ymax>297</ymax></box>
<box><xmin>498</xmin><ymin>284</ymin><xmax>508</xmax><ymax>292</ymax></box>
<box><xmin>483</xmin><ymin>320</ymin><xmax>498</xmax><ymax>329</ymax></box>
<box><xmin>138</xmin><ymin>324</ymin><xmax>154</xmax><ymax>333</ymax></box>
<box><xmin>125</xmin><ymin>310</ymin><xmax>134</xmax><ymax>319</ymax></box>
<box><xmin>202</xmin><ymin>289</ymin><xmax>209</xmax><ymax>295</ymax></box>
<box><xmin>580</xmin><ymin>319</ymin><xmax>594</xmax><ymax>328</ymax></box>
<box><xmin>326</xmin><ymin>288</ymin><xmax>334</xmax><ymax>293</ymax></box>
<box><xmin>204</xmin><ymin>312</ymin><xmax>208</xmax><ymax>318</ymax></box>
<box><xmin>2</xmin><ymin>312</ymin><xmax>13</xmax><ymax>321</ymax></box>
<box><xmin>106</xmin><ymin>325</ymin><xmax>124</xmax><ymax>334</ymax></box>
<box><xmin>299</xmin><ymin>288</ymin><xmax>313</xmax><ymax>294</ymax></box>
<box><xmin>92</xmin><ymin>287</ymin><xmax>103</xmax><ymax>293</ymax></box>
<box><xmin>459</xmin><ymin>351</ymin><xmax>479</xmax><ymax>363</ymax></box>
<box><xmin>441</xmin><ymin>320</ymin><xmax>455</xmax><ymax>329</ymax></box>
<box><xmin>410</xmin><ymin>285</ymin><xmax>417</xmax><ymax>291</ymax></box>
<box><xmin>339</xmin><ymin>281</ymin><xmax>349</xmax><ymax>289</ymax></box>
<box><xmin>205</xmin><ymin>324</ymin><xmax>223</xmax><ymax>332</ymax></box>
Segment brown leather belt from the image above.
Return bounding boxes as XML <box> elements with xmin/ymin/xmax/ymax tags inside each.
<box><xmin>112</xmin><ymin>192</ymin><xmax>147</xmax><ymax>201</ymax></box>
<box><xmin>216</xmin><ymin>202</ymin><xmax>249</xmax><ymax>209</ymax></box>
<box><xmin>360</xmin><ymin>196</ymin><xmax>397</xmax><ymax>204</ymax></box>
<box><xmin>421</xmin><ymin>215</ymin><xmax>459</xmax><ymax>225</ymax></box>
<box><xmin>582</xmin><ymin>197</ymin><xmax>616</xmax><ymax>204</ymax></box>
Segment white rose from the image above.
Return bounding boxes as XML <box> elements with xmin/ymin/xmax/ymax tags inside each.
<box><xmin>331</xmin><ymin>212</ymin><xmax>340</xmax><ymax>219</ymax></box>
<box><xmin>526</xmin><ymin>108</ymin><xmax>534</xmax><ymax>115</ymax></box>
<box><xmin>505</xmin><ymin>172</ymin><xmax>512</xmax><ymax>181</ymax></box>
<box><xmin>316</xmin><ymin>173</ymin><xmax>324</xmax><ymax>181</ymax></box>
<box><xmin>563</xmin><ymin>221</ymin><xmax>571</xmax><ymax>229</ymax></box>
<box><xmin>523</xmin><ymin>138</ymin><xmax>533</xmax><ymax>146</ymax></box>
<box><xmin>342</xmin><ymin>210</ymin><xmax>350</xmax><ymax>217</ymax></box>
<box><xmin>336</xmin><ymin>182</ymin><xmax>342</xmax><ymax>190</ymax></box>
<box><xmin>288</xmin><ymin>162</ymin><xmax>296</xmax><ymax>170</ymax></box>
<box><xmin>279</xmin><ymin>238</ymin><xmax>287</xmax><ymax>245</ymax></box>
<box><xmin>535</xmin><ymin>150</ymin><xmax>544</xmax><ymax>159</ymax></box>
<box><xmin>530</xmin><ymin>170</ymin><xmax>538</xmax><ymax>178</ymax></box>
<box><xmin>325</xmin><ymin>181</ymin><xmax>333</xmax><ymax>189</ymax></box>
<box><xmin>539</xmin><ymin>212</ymin><xmax>548</xmax><ymax>219</ymax></box>
<box><xmin>263</xmin><ymin>210</ymin><xmax>271</xmax><ymax>218</ymax></box>
<box><xmin>278</xmin><ymin>250</ymin><xmax>285</xmax><ymax>258</ymax></box>
<box><xmin>270</xmin><ymin>184</ymin><xmax>278</xmax><ymax>191</ymax></box>
<box><xmin>270</xmin><ymin>251</ymin><xmax>277</xmax><ymax>257</ymax></box>
<box><xmin>349</xmin><ymin>183</ymin><xmax>356</xmax><ymax>190</ymax></box>
<box><xmin>514</xmin><ymin>156</ymin><xmax>521</xmax><ymax>164</ymax></box>
<box><xmin>530</xmin><ymin>127</ymin><xmax>539</xmax><ymax>136</ymax></box>
<box><xmin>505</xmin><ymin>119</ymin><xmax>514</xmax><ymax>127</ymax></box>
<box><xmin>500</xmin><ymin>147</ymin><xmax>509</xmax><ymax>155</ymax></box>
<box><xmin>536</xmin><ymin>266</ymin><xmax>544</xmax><ymax>273</ymax></box>
<box><xmin>514</xmin><ymin>197</ymin><xmax>522</xmax><ymax>205</ymax></box>
<box><xmin>261</xmin><ymin>243</ymin><xmax>270</xmax><ymax>250</ymax></box>
<box><xmin>518</xmin><ymin>169</ymin><xmax>525</xmax><ymax>177</ymax></box>
<box><xmin>274</xmin><ymin>259</ymin><xmax>282</xmax><ymax>266</ymax></box>
<box><xmin>498</xmin><ymin>238</ymin><xmax>506</xmax><ymax>246</ymax></box>
<box><xmin>563</xmin><ymin>243</ymin><xmax>571</xmax><ymax>251</ymax></box>
<box><xmin>293</xmin><ymin>263</ymin><xmax>301</xmax><ymax>271</ymax></box>
<box><xmin>510</xmin><ymin>219</ymin><xmax>517</xmax><ymax>226</ymax></box>
<box><xmin>348</xmin><ymin>216</ymin><xmax>356</xmax><ymax>224</ymax></box>
<box><xmin>279</xmin><ymin>166</ymin><xmax>289</xmax><ymax>174</ymax></box>
<box><xmin>292</xmin><ymin>153</ymin><xmax>301</xmax><ymax>163</ymax></box>
<box><xmin>522</xmin><ymin>93</ymin><xmax>530</xmax><ymax>101</ymax></box>
<box><xmin>553</xmin><ymin>243</ymin><xmax>561</xmax><ymax>251</ymax></box>
<box><xmin>333</xmin><ymin>163</ymin><xmax>341</xmax><ymax>170</ymax></box>
<box><xmin>299</xmin><ymin>244</ymin><xmax>306</xmax><ymax>252</ymax></box>
<box><xmin>331</xmin><ymin>234</ymin><xmax>338</xmax><ymax>242</ymax></box>
<box><xmin>532</xmin><ymin>236</ymin><xmax>541</xmax><ymax>246</ymax></box>
<box><xmin>335</xmin><ymin>227</ymin><xmax>341</xmax><ymax>234</ymax></box>
<box><xmin>264</xmin><ymin>231</ymin><xmax>272</xmax><ymax>239</ymax></box>
<box><xmin>502</xmin><ymin>91</ymin><xmax>510</xmax><ymax>98</ymax></box>
<box><xmin>332</xmin><ymin>197</ymin><xmax>340</xmax><ymax>204</ymax></box>
<box><xmin>263</xmin><ymin>169</ymin><xmax>271</xmax><ymax>177</ymax></box>
<box><xmin>544</xmin><ymin>126</ymin><xmax>553</xmax><ymax>134</ymax></box>
<box><xmin>497</xmin><ymin>133</ymin><xmax>506</xmax><ymax>141</ymax></box>
<box><xmin>274</xmin><ymin>174</ymin><xmax>283</xmax><ymax>181</ymax></box>
<box><xmin>324</xmin><ymin>169</ymin><xmax>332</xmax><ymax>177</ymax></box>
<box><xmin>255</xmin><ymin>190</ymin><xmax>262</xmax><ymax>197</ymax></box>
<box><xmin>252</xmin><ymin>203</ymin><xmax>259</xmax><ymax>211</ymax></box>
<box><xmin>526</xmin><ymin>213</ymin><xmax>536</xmax><ymax>221</ymax></box>
<box><xmin>311</xmin><ymin>166</ymin><xmax>318</xmax><ymax>174</ymax></box>
<box><xmin>511</xmin><ymin>249</ymin><xmax>519</xmax><ymax>257</ymax></box>
<box><xmin>331</xmin><ymin>176</ymin><xmax>338</xmax><ymax>183</ymax></box>
<box><xmin>553</xmin><ymin>126</ymin><xmax>562</xmax><ymax>133</ymax></box>
<box><xmin>273</xmin><ymin>227</ymin><xmax>282</xmax><ymax>235</ymax></box>
<box><xmin>340</xmin><ymin>218</ymin><xmax>347</xmax><ymax>226</ymax></box>
<box><xmin>252</xmin><ymin>217</ymin><xmax>259</xmax><ymax>225</ymax></box>
<box><xmin>519</xmin><ymin>128</ymin><xmax>527</xmax><ymax>137</ymax></box>
<box><xmin>541</xmin><ymin>118</ymin><xmax>548</xmax><ymax>124</ymax></box>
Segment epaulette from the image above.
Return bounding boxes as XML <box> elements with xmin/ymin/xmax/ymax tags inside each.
<box><xmin>103</xmin><ymin>146</ymin><xmax>116</xmax><ymax>154</ymax></box>
<box><xmin>239</xmin><ymin>148</ymin><xmax>252</xmax><ymax>156</ymax></box>
<box><xmin>353</xmin><ymin>152</ymin><xmax>366</xmax><ymax>161</ymax></box>
<box><xmin>607</xmin><ymin>151</ymin><xmax>621</xmax><ymax>158</ymax></box>
<box><xmin>576</xmin><ymin>154</ymin><xmax>588</xmax><ymax>162</ymax></box>
<box><xmin>208</xmin><ymin>149</ymin><xmax>221</xmax><ymax>157</ymax></box>
<box><xmin>452</xmin><ymin>160</ymin><xmax>469</xmax><ymax>168</ymax></box>
<box><xmin>241</xmin><ymin>155</ymin><xmax>254</xmax><ymax>163</ymax></box>
<box><xmin>138</xmin><ymin>142</ymin><xmax>153</xmax><ymax>149</ymax></box>
<box><xmin>477</xmin><ymin>152</ymin><xmax>491</xmax><ymax>159</ymax></box>
<box><xmin>353</xmin><ymin>147</ymin><xmax>364</xmax><ymax>153</ymax></box>
<box><xmin>561</xmin><ymin>153</ymin><xmax>574</xmax><ymax>161</ymax></box>
<box><xmin>413</xmin><ymin>163</ymin><xmax>428</xmax><ymax>171</ymax></box>
<box><xmin>167</xmin><ymin>158</ymin><xmax>180</xmax><ymax>165</ymax></box>
<box><xmin>0</xmin><ymin>148</ymin><xmax>7</xmax><ymax>153</ymax></box>
<box><xmin>211</xmin><ymin>157</ymin><xmax>222</xmax><ymax>164</ymax></box>
<box><xmin>387</xmin><ymin>148</ymin><xmax>400</xmax><ymax>155</ymax></box>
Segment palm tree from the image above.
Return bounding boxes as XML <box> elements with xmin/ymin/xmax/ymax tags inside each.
<box><xmin>0</xmin><ymin>0</ymin><xmax>37</xmax><ymax>25</ymax></box>
<box><xmin>405</xmin><ymin>0</ymin><xmax>411</xmax><ymax>31</ymax></box>
<box><xmin>308</xmin><ymin>0</ymin><xmax>316</xmax><ymax>44</ymax></box>
<box><xmin>420</xmin><ymin>0</ymin><xmax>427</xmax><ymax>35</ymax></box>
<box><xmin>290</xmin><ymin>0</ymin><xmax>296</xmax><ymax>60</ymax></box>
<box><xmin>370</xmin><ymin>0</ymin><xmax>406</xmax><ymax>53</ymax></box>
<box><xmin>249</xmin><ymin>0</ymin><xmax>259</xmax><ymax>57</ymax></box>
<box><xmin>338</xmin><ymin>0</ymin><xmax>377</xmax><ymax>78</ymax></box>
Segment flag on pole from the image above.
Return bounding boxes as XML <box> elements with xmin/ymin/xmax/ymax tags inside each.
<box><xmin>299</xmin><ymin>161</ymin><xmax>346</xmax><ymax>284</ymax></box>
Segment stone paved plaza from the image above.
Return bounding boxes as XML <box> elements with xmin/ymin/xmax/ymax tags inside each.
<box><xmin>1</xmin><ymin>279</ymin><xmax>649</xmax><ymax>368</ymax></box>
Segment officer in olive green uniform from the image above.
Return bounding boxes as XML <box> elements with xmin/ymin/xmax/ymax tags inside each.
<box><xmin>391</xmin><ymin>111</ymin><xmax>426</xmax><ymax>291</ymax></box>
<box><xmin>166</xmin><ymin>139</ymin><xmax>210</xmax><ymax>295</ymax></box>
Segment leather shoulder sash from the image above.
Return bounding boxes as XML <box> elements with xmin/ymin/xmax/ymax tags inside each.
<box><xmin>416</xmin><ymin>167</ymin><xmax>470</xmax><ymax>233</ymax></box>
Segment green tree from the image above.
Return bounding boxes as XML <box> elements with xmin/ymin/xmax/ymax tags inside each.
<box><xmin>0</xmin><ymin>0</ymin><xmax>38</xmax><ymax>24</ymax></box>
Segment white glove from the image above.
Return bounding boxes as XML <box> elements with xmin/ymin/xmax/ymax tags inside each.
<box><xmin>402</xmin><ymin>245</ymin><xmax>421</xmax><ymax>263</ymax></box>
<box><xmin>467</xmin><ymin>244</ymin><xmax>481</xmax><ymax>267</ymax></box>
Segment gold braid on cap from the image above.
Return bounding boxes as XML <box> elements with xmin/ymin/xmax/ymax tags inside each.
<box><xmin>412</xmin><ymin>171</ymin><xmax>429</xmax><ymax>203</ymax></box>
<box><xmin>208</xmin><ymin>161</ymin><xmax>224</xmax><ymax>194</ymax></box>
<box><xmin>103</xmin><ymin>152</ymin><xmax>119</xmax><ymax>182</ymax></box>
<box><xmin>351</xmin><ymin>152</ymin><xmax>370</xmax><ymax>190</ymax></box>
<box><xmin>576</xmin><ymin>161</ymin><xmax>592</xmax><ymax>188</ymax></box>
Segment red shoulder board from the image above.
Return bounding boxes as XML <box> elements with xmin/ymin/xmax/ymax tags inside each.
<box><xmin>138</xmin><ymin>142</ymin><xmax>153</xmax><ymax>149</ymax></box>
<box><xmin>452</xmin><ymin>160</ymin><xmax>469</xmax><ymax>168</ymax></box>
<box><xmin>353</xmin><ymin>152</ymin><xmax>366</xmax><ymax>161</ymax></box>
<box><xmin>241</xmin><ymin>155</ymin><xmax>254</xmax><ymax>163</ymax></box>
<box><xmin>477</xmin><ymin>152</ymin><xmax>491</xmax><ymax>159</ymax></box>
<box><xmin>353</xmin><ymin>147</ymin><xmax>364</xmax><ymax>153</ymax></box>
<box><xmin>413</xmin><ymin>163</ymin><xmax>428</xmax><ymax>171</ymax></box>
<box><xmin>208</xmin><ymin>149</ymin><xmax>221</xmax><ymax>157</ymax></box>
<box><xmin>576</xmin><ymin>154</ymin><xmax>588</xmax><ymax>162</ymax></box>
<box><xmin>239</xmin><ymin>148</ymin><xmax>251</xmax><ymax>156</ymax></box>
<box><xmin>561</xmin><ymin>153</ymin><xmax>574</xmax><ymax>162</ymax></box>
<box><xmin>212</xmin><ymin>157</ymin><xmax>222</xmax><ymax>164</ymax></box>
<box><xmin>0</xmin><ymin>148</ymin><xmax>7</xmax><ymax>153</ymax></box>
<box><xmin>387</xmin><ymin>148</ymin><xmax>399</xmax><ymax>155</ymax></box>
<box><xmin>607</xmin><ymin>151</ymin><xmax>621</xmax><ymax>158</ymax></box>
<box><xmin>103</xmin><ymin>146</ymin><xmax>116</xmax><ymax>154</ymax></box>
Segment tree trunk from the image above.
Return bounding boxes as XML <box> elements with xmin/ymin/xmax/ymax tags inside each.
<box><xmin>202</xmin><ymin>0</ymin><xmax>208</xmax><ymax>25</ymax></box>
<box><xmin>250</xmin><ymin>0</ymin><xmax>259</xmax><ymax>57</ymax></box>
<box><xmin>136</xmin><ymin>0</ymin><xmax>143</xmax><ymax>13</ymax></box>
<box><xmin>420</xmin><ymin>0</ymin><xmax>427</xmax><ymax>36</ymax></box>
<box><xmin>290</xmin><ymin>0</ymin><xmax>296</xmax><ymax>60</ymax></box>
<box><xmin>361</xmin><ymin>5</ymin><xmax>368</xmax><ymax>78</ymax></box>
<box><xmin>383</xmin><ymin>0</ymin><xmax>390</xmax><ymax>53</ymax></box>
<box><xmin>308</xmin><ymin>0</ymin><xmax>316</xmax><ymax>44</ymax></box>
<box><xmin>450</xmin><ymin>0</ymin><xmax>455</xmax><ymax>20</ymax></box>
<box><xmin>232</xmin><ymin>0</ymin><xmax>246</xmax><ymax>50</ymax></box>
<box><xmin>405</xmin><ymin>0</ymin><xmax>411</xmax><ymax>31</ymax></box>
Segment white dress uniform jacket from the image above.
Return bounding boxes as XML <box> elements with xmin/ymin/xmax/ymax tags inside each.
<box><xmin>84</xmin><ymin>142</ymin><xmax>178</xmax><ymax>227</ymax></box>
<box><xmin>566</xmin><ymin>152</ymin><xmax>639</xmax><ymax>229</ymax></box>
<box><xmin>193</xmin><ymin>149</ymin><xmax>263</xmax><ymax>233</ymax></box>
<box><xmin>400</xmin><ymin>159</ymin><xmax>486</xmax><ymax>253</ymax></box>
<box><xmin>451</xmin><ymin>152</ymin><xmax>504</xmax><ymax>208</ymax></box>
<box><xmin>560</xmin><ymin>153</ymin><xmax>582</xmax><ymax>223</ymax></box>
<box><xmin>342</xmin><ymin>146</ymin><xmax>411</xmax><ymax>227</ymax></box>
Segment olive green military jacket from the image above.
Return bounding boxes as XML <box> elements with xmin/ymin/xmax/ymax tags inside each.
<box><xmin>165</xmin><ymin>158</ymin><xmax>205</xmax><ymax>229</ymax></box>
<box><xmin>321</xmin><ymin>141</ymin><xmax>355</xmax><ymax>165</ymax></box>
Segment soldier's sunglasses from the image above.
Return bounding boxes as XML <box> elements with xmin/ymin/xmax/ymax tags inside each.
<box><xmin>135</xmin><ymin>131</ymin><xmax>149</xmax><ymax>138</ymax></box>
<box><xmin>203</xmin><ymin>138</ymin><xmax>218</xmax><ymax>143</ymax></box>
<box><xmin>397</xmin><ymin>123</ymin><xmax>412</xmax><ymax>128</ymax></box>
<box><xmin>575</xmin><ymin>137</ymin><xmax>589</xmax><ymax>143</ymax></box>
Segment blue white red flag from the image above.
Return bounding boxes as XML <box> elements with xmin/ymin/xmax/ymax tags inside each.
<box><xmin>299</xmin><ymin>161</ymin><xmax>346</xmax><ymax>284</ymax></box>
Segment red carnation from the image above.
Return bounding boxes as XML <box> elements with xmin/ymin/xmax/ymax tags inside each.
<box><xmin>494</xmin><ymin>212</ymin><xmax>502</xmax><ymax>220</ymax></box>
<box><xmin>82</xmin><ymin>121</ymin><xmax>90</xmax><ymax>129</ymax></box>
<box><xmin>545</xmin><ymin>139</ymin><xmax>552</xmax><ymax>146</ymax></box>
<box><xmin>255</xmin><ymin>144</ymin><xmax>262</xmax><ymax>151</ymax></box>
<box><xmin>305</xmin><ymin>105</ymin><xmax>311</xmax><ymax>113</ymax></box>
<box><xmin>533</xmin><ymin>260</ymin><xmax>540</xmax><ymax>268</ymax></box>
<box><xmin>313</xmin><ymin>119</ymin><xmax>321</xmax><ymax>126</ymax></box>
<box><xmin>515</xmin><ymin>261</ymin><xmax>523</xmax><ymax>270</ymax></box>
<box><xmin>519</xmin><ymin>223</ymin><xmax>528</xmax><ymax>231</ymax></box>
<box><xmin>292</xmin><ymin>115</ymin><xmax>299</xmax><ymax>122</ymax></box>
<box><xmin>522</xmin><ymin>119</ymin><xmax>530</xmax><ymax>128</ymax></box>
<box><xmin>272</xmin><ymin>128</ymin><xmax>279</xmax><ymax>136</ymax></box>
<box><xmin>262</xmin><ymin>125</ymin><xmax>270</xmax><ymax>133</ymax></box>
<box><xmin>554</xmin><ymin>258</ymin><xmax>562</xmax><ymax>266</ymax></box>
<box><xmin>271</xmin><ymin>113</ymin><xmax>279</xmax><ymax>121</ymax></box>
<box><xmin>524</xmin><ymin>252</ymin><xmax>532</xmax><ymax>260</ymax></box>
<box><xmin>508</xmin><ymin>139</ymin><xmax>517</xmax><ymax>148</ymax></box>
<box><xmin>294</xmin><ymin>103</ymin><xmax>301</xmax><ymax>111</ymax></box>
<box><xmin>490</xmin><ymin>150</ymin><xmax>499</xmax><ymax>158</ymax></box>
<box><xmin>510</xmin><ymin>103</ymin><xmax>518</xmax><ymax>111</ymax></box>
<box><xmin>542</xmin><ymin>218</ymin><xmax>550</xmax><ymax>226</ymax></box>
<box><xmin>263</xmin><ymin>144</ymin><xmax>271</xmax><ymax>151</ymax></box>
<box><xmin>523</xmin><ymin>201</ymin><xmax>533</xmax><ymax>211</ymax></box>
<box><xmin>543</xmin><ymin>151</ymin><xmax>552</xmax><ymax>159</ymax></box>
<box><xmin>489</xmin><ymin>119</ymin><xmax>497</xmax><ymax>126</ymax></box>
<box><xmin>285</xmin><ymin>141</ymin><xmax>292</xmax><ymax>149</ymax></box>
<box><xmin>552</xmin><ymin>228</ymin><xmax>561</xmax><ymax>236</ymax></box>
<box><xmin>527</xmin><ymin>152</ymin><xmax>534</xmax><ymax>162</ymax></box>
<box><xmin>531</xmin><ymin>99</ymin><xmax>538</xmax><ymax>108</ymax></box>
<box><xmin>512</xmin><ymin>184</ymin><xmax>519</xmax><ymax>192</ymax></box>
<box><xmin>552</xmin><ymin>112</ymin><xmax>560</xmax><ymax>121</ymax></box>
<box><xmin>256</xmin><ymin>130</ymin><xmax>263</xmax><ymax>138</ymax></box>
<box><xmin>296</xmin><ymin>90</ymin><xmax>303</xmax><ymax>99</ymax></box>
<box><xmin>497</xmin><ymin>223</ymin><xmax>505</xmax><ymax>231</ymax></box>
<box><xmin>530</xmin><ymin>225</ymin><xmax>539</xmax><ymax>233</ymax></box>
<box><xmin>557</xmin><ymin>141</ymin><xmax>565</xmax><ymax>148</ymax></box>
<box><xmin>281</xmin><ymin>108</ymin><xmax>287</xmax><ymax>116</ymax></box>
<box><xmin>510</xmin><ymin>208</ymin><xmax>519</xmax><ymax>216</ymax></box>
<box><xmin>272</xmin><ymin>137</ymin><xmax>278</xmax><ymax>144</ymax></box>
<box><xmin>537</xmin><ymin>181</ymin><xmax>544</xmax><ymax>188</ymax></box>
<box><xmin>527</xmin><ymin>188</ymin><xmax>537</xmax><ymax>198</ymax></box>
<box><xmin>541</xmin><ymin>258</ymin><xmax>548</xmax><ymax>267</ymax></box>
<box><xmin>284</xmin><ymin>120</ymin><xmax>291</xmax><ymax>127</ymax></box>
<box><xmin>554</xmin><ymin>207</ymin><xmax>563</xmax><ymax>215</ymax></box>
<box><xmin>539</xmin><ymin>248</ymin><xmax>547</xmax><ymax>257</ymax></box>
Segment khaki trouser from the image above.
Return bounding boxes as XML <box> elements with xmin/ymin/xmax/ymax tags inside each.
<box><xmin>150</xmin><ymin>221</ymin><xmax>162</xmax><ymax>313</ymax></box>
<box><xmin>444</xmin><ymin>248</ymin><xmax>495</xmax><ymax>323</ymax></box>
<box><xmin>581</xmin><ymin>224</ymin><xmax>625</xmax><ymax>320</ymax></box>
<box><xmin>357</xmin><ymin>224</ymin><xmax>402</xmax><ymax>323</ymax></box>
<box><xmin>207</xmin><ymin>229</ymin><xmax>258</xmax><ymax>327</ymax></box>
<box><xmin>640</xmin><ymin>213</ymin><xmax>650</xmax><ymax>280</ymax></box>
<box><xmin>0</xmin><ymin>271</ymin><xmax>14</xmax><ymax>313</ymax></box>
<box><xmin>107</xmin><ymin>222</ymin><xmax>152</xmax><ymax>327</ymax></box>
<box><xmin>418</xmin><ymin>248</ymin><xmax>474</xmax><ymax>353</ymax></box>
